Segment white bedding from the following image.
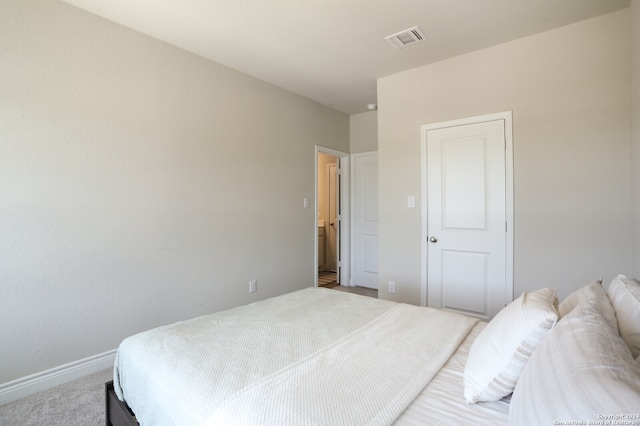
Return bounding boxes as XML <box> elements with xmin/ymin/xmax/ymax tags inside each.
<box><xmin>114</xmin><ymin>288</ymin><xmax>489</xmax><ymax>425</ymax></box>
<box><xmin>395</xmin><ymin>322</ymin><xmax>511</xmax><ymax>425</ymax></box>
<box><xmin>207</xmin><ymin>303</ymin><xmax>476</xmax><ymax>425</ymax></box>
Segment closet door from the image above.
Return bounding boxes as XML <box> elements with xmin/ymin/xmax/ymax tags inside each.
<box><xmin>425</xmin><ymin>119</ymin><xmax>508</xmax><ymax>320</ymax></box>
<box><xmin>352</xmin><ymin>152</ymin><xmax>378</xmax><ymax>289</ymax></box>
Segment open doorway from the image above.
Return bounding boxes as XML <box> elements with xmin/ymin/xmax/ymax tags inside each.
<box><xmin>315</xmin><ymin>147</ymin><xmax>349</xmax><ymax>288</ymax></box>
<box><xmin>317</xmin><ymin>153</ymin><xmax>339</xmax><ymax>287</ymax></box>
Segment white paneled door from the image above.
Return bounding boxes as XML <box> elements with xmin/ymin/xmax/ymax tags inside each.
<box><xmin>352</xmin><ymin>153</ymin><xmax>378</xmax><ymax>289</ymax></box>
<box><xmin>424</xmin><ymin>116</ymin><xmax>512</xmax><ymax>320</ymax></box>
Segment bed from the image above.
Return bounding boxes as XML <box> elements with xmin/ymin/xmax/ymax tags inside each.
<box><xmin>107</xmin><ymin>276</ymin><xmax>640</xmax><ymax>426</ymax></box>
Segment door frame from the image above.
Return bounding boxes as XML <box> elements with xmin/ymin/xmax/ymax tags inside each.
<box><xmin>326</xmin><ymin>161</ymin><xmax>338</xmax><ymax>274</ymax></box>
<box><xmin>315</xmin><ymin>146</ymin><xmax>350</xmax><ymax>288</ymax></box>
<box><xmin>419</xmin><ymin>111</ymin><xmax>514</xmax><ymax>308</ymax></box>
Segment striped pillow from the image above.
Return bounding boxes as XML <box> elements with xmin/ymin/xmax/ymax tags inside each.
<box><xmin>463</xmin><ymin>288</ymin><xmax>559</xmax><ymax>404</ymax></box>
<box><xmin>510</xmin><ymin>301</ymin><xmax>640</xmax><ymax>424</ymax></box>
<box><xmin>607</xmin><ymin>275</ymin><xmax>640</xmax><ymax>358</ymax></box>
<box><xmin>558</xmin><ymin>279</ymin><xmax>618</xmax><ymax>332</ymax></box>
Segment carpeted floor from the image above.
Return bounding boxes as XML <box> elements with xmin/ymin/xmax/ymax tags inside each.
<box><xmin>331</xmin><ymin>284</ymin><xmax>378</xmax><ymax>298</ymax></box>
<box><xmin>319</xmin><ymin>271</ymin><xmax>378</xmax><ymax>298</ymax></box>
<box><xmin>0</xmin><ymin>368</ymin><xmax>112</xmax><ymax>426</ymax></box>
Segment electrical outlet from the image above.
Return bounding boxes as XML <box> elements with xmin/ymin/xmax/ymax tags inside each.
<box><xmin>388</xmin><ymin>281</ymin><xmax>396</xmax><ymax>294</ymax></box>
<box><xmin>249</xmin><ymin>280</ymin><xmax>257</xmax><ymax>294</ymax></box>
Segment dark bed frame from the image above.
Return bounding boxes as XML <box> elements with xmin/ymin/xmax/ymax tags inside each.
<box><xmin>105</xmin><ymin>381</ymin><xmax>139</xmax><ymax>426</ymax></box>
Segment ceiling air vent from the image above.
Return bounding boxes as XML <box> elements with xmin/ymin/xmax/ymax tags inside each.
<box><xmin>385</xmin><ymin>26</ymin><xmax>427</xmax><ymax>49</ymax></box>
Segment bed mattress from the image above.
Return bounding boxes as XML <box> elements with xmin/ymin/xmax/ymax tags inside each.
<box><xmin>113</xmin><ymin>287</ymin><xmax>510</xmax><ymax>425</ymax></box>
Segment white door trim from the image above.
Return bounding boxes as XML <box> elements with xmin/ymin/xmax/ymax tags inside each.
<box><xmin>420</xmin><ymin>112</ymin><xmax>514</xmax><ymax>308</ymax></box>
<box><xmin>326</xmin><ymin>162</ymin><xmax>338</xmax><ymax>273</ymax></box>
<box><xmin>315</xmin><ymin>146</ymin><xmax>350</xmax><ymax>288</ymax></box>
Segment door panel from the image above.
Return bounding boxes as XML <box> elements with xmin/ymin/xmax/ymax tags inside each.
<box><xmin>442</xmin><ymin>138</ymin><xmax>487</xmax><ymax>230</ymax></box>
<box><xmin>441</xmin><ymin>250</ymin><xmax>488</xmax><ymax>316</ymax></box>
<box><xmin>427</xmin><ymin>119</ymin><xmax>506</xmax><ymax>320</ymax></box>
<box><xmin>352</xmin><ymin>153</ymin><xmax>378</xmax><ymax>289</ymax></box>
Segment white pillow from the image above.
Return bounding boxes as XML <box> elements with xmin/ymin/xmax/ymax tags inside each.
<box><xmin>510</xmin><ymin>301</ymin><xmax>640</xmax><ymax>425</ymax></box>
<box><xmin>558</xmin><ymin>279</ymin><xmax>618</xmax><ymax>332</ymax></box>
<box><xmin>607</xmin><ymin>275</ymin><xmax>640</xmax><ymax>358</ymax></box>
<box><xmin>463</xmin><ymin>288</ymin><xmax>558</xmax><ymax>404</ymax></box>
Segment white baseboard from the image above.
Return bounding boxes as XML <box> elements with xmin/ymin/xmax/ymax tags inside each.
<box><xmin>0</xmin><ymin>349</ymin><xmax>117</xmax><ymax>406</ymax></box>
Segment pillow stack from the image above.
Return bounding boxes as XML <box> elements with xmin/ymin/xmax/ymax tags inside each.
<box><xmin>463</xmin><ymin>276</ymin><xmax>640</xmax><ymax>420</ymax></box>
<box><xmin>509</xmin><ymin>276</ymin><xmax>640</xmax><ymax>425</ymax></box>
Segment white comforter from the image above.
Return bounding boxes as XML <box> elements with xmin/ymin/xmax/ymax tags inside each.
<box><xmin>114</xmin><ymin>288</ymin><xmax>477</xmax><ymax>426</ymax></box>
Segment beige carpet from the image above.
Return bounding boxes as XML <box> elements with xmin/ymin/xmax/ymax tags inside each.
<box><xmin>331</xmin><ymin>284</ymin><xmax>378</xmax><ymax>298</ymax></box>
<box><xmin>0</xmin><ymin>368</ymin><xmax>112</xmax><ymax>426</ymax></box>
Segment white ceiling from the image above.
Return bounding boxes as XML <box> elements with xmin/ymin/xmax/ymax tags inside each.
<box><xmin>60</xmin><ymin>0</ymin><xmax>630</xmax><ymax>115</ymax></box>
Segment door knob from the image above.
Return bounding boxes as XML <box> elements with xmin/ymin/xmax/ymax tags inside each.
<box><xmin>429</xmin><ymin>236</ymin><xmax>438</xmax><ymax>243</ymax></box>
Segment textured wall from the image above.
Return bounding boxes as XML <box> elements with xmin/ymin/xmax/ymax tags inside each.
<box><xmin>350</xmin><ymin>111</ymin><xmax>378</xmax><ymax>154</ymax></box>
<box><xmin>632</xmin><ymin>0</ymin><xmax>640</xmax><ymax>277</ymax></box>
<box><xmin>0</xmin><ymin>0</ymin><xmax>348</xmax><ymax>383</ymax></box>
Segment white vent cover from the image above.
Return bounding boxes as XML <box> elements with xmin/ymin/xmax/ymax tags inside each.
<box><xmin>385</xmin><ymin>26</ymin><xmax>427</xmax><ymax>49</ymax></box>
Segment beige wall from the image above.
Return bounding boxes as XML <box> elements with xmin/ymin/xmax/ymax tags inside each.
<box><xmin>378</xmin><ymin>10</ymin><xmax>632</xmax><ymax>304</ymax></box>
<box><xmin>350</xmin><ymin>111</ymin><xmax>378</xmax><ymax>153</ymax></box>
<box><xmin>0</xmin><ymin>0</ymin><xmax>348</xmax><ymax>383</ymax></box>
<box><xmin>632</xmin><ymin>0</ymin><xmax>640</xmax><ymax>277</ymax></box>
